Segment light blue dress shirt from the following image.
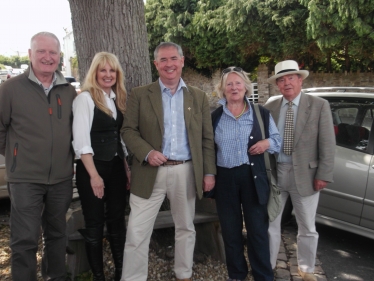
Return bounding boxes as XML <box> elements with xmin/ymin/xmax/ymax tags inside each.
<box><xmin>215</xmin><ymin>98</ymin><xmax>281</xmax><ymax>169</ymax></box>
<box><xmin>277</xmin><ymin>93</ymin><xmax>301</xmax><ymax>163</ymax></box>
<box><xmin>159</xmin><ymin>78</ymin><xmax>191</xmax><ymax>160</ymax></box>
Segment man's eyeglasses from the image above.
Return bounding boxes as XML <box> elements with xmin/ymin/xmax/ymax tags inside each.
<box><xmin>222</xmin><ymin>67</ymin><xmax>243</xmax><ymax>75</ymax></box>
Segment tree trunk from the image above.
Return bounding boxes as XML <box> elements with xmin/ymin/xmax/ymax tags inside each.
<box><xmin>68</xmin><ymin>0</ymin><xmax>152</xmax><ymax>91</ymax></box>
<box><xmin>327</xmin><ymin>51</ymin><xmax>331</xmax><ymax>72</ymax></box>
<box><xmin>345</xmin><ymin>44</ymin><xmax>350</xmax><ymax>72</ymax></box>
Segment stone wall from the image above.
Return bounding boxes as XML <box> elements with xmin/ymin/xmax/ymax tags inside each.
<box><xmin>261</xmin><ymin>65</ymin><xmax>374</xmax><ymax>101</ymax></box>
<box><xmin>182</xmin><ymin>68</ymin><xmax>221</xmax><ymax>110</ymax></box>
<box><xmin>182</xmin><ymin>65</ymin><xmax>374</xmax><ymax>106</ymax></box>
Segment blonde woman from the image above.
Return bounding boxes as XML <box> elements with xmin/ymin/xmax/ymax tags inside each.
<box><xmin>72</xmin><ymin>52</ymin><xmax>130</xmax><ymax>281</ymax></box>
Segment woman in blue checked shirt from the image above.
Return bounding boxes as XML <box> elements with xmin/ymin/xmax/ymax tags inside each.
<box><xmin>211</xmin><ymin>67</ymin><xmax>281</xmax><ymax>281</ymax></box>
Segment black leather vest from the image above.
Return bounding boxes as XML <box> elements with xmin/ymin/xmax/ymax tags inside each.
<box><xmin>90</xmin><ymin>106</ymin><xmax>124</xmax><ymax>161</ymax></box>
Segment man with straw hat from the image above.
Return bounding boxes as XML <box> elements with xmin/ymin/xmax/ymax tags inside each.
<box><xmin>265</xmin><ymin>60</ymin><xmax>335</xmax><ymax>281</ymax></box>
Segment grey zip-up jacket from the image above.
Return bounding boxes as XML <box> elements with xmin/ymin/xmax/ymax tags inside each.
<box><xmin>0</xmin><ymin>67</ymin><xmax>76</xmax><ymax>184</ymax></box>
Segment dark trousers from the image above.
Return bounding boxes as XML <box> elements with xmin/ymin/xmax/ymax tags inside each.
<box><xmin>9</xmin><ymin>180</ymin><xmax>73</xmax><ymax>281</ymax></box>
<box><xmin>76</xmin><ymin>156</ymin><xmax>127</xmax><ymax>230</ymax></box>
<box><xmin>215</xmin><ymin>165</ymin><xmax>273</xmax><ymax>281</ymax></box>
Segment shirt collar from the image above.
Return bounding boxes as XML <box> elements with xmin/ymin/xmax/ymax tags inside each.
<box><xmin>282</xmin><ymin>92</ymin><xmax>301</xmax><ymax>107</ymax></box>
<box><xmin>29</xmin><ymin>67</ymin><xmax>56</xmax><ymax>88</ymax></box>
<box><xmin>102</xmin><ymin>89</ymin><xmax>116</xmax><ymax>99</ymax></box>
<box><xmin>218</xmin><ymin>97</ymin><xmax>250</xmax><ymax>106</ymax></box>
<box><xmin>158</xmin><ymin>78</ymin><xmax>186</xmax><ymax>93</ymax></box>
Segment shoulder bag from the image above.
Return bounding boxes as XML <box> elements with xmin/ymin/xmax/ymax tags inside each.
<box><xmin>253</xmin><ymin>103</ymin><xmax>282</xmax><ymax>222</ymax></box>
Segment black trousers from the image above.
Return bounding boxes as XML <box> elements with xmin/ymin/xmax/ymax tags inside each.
<box><xmin>215</xmin><ymin>164</ymin><xmax>273</xmax><ymax>281</ymax></box>
<box><xmin>76</xmin><ymin>156</ymin><xmax>127</xmax><ymax>229</ymax></box>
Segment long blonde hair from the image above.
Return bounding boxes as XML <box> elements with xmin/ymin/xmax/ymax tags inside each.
<box><xmin>81</xmin><ymin>52</ymin><xmax>127</xmax><ymax>115</ymax></box>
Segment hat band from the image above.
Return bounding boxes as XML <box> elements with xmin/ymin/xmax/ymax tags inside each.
<box><xmin>276</xmin><ymin>69</ymin><xmax>298</xmax><ymax>75</ymax></box>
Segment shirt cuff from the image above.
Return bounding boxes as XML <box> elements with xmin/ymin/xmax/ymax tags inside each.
<box><xmin>75</xmin><ymin>146</ymin><xmax>94</xmax><ymax>159</ymax></box>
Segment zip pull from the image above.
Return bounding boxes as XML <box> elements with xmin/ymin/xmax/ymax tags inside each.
<box><xmin>13</xmin><ymin>146</ymin><xmax>17</xmax><ymax>156</ymax></box>
<box><xmin>49</xmin><ymin>107</ymin><xmax>53</xmax><ymax>115</ymax></box>
<box><xmin>57</xmin><ymin>97</ymin><xmax>62</xmax><ymax>106</ymax></box>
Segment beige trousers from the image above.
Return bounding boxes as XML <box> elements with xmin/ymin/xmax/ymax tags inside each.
<box><xmin>121</xmin><ymin>162</ymin><xmax>196</xmax><ymax>281</ymax></box>
<box><xmin>268</xmin><ymin>163</ymin><xmax>320</xmax><ymax>273</ymax></box>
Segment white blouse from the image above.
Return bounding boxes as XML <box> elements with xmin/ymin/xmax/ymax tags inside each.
<box><xmin>72</xmin><ymin>90</ymin><xmax>128</xmax><ymax>159</ymax></box>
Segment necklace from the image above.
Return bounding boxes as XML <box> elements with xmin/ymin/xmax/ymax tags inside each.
<box><xmin>235</xmin><ymin>101</ymin><xmax>247</xmax><ymax>119</ymax></box>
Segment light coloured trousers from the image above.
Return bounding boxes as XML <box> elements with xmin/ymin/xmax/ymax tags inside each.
<box><xmin>268</xmin><ymin>163</ymin><xmax>320</xmax><ymax>273</ymax></box>
<box><xmin>121</xmin><ymin>162</ymin><xmax>196</xmax><ymax>281</ymax></box>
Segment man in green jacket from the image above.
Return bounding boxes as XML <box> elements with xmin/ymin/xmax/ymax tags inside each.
<box><xmin>120</xmin><ymin>42</ymin><xmax>216</xmax><ymax>281</ymax></box>
<box><xmin>0</xmin><ymin>32</ymin><xmax>76</xmax><ymax>281</ymax></box>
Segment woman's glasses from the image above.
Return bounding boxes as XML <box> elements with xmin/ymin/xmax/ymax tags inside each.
<box><xmin>222</xmin><ymin>67</ymin><xmax>243</xmax><ymax>75</ymax></box>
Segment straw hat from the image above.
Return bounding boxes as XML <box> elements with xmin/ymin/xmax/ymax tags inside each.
<box><xmin>267</xmin><ymin>60</ymin><xmax>309</xmax><ymax>85</ymax></box>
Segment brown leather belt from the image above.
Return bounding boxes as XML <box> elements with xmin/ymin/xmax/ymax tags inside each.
<box><xmin>161</xmin><ymin>159</ymin><xmax>191</xmax><ymax>166</ymax></box>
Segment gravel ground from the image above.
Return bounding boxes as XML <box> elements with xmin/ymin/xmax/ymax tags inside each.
<box><xmin>0</xmin><ymin>224</ymin><xmax>254</xmax><ymax>281</ymax></box>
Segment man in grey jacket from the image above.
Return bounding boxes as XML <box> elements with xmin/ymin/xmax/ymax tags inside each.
<box><xmin>0</xmin><ymin>32</ymin><xmax>76</xmax><ymax>281</ymax></box>
<box><xmin>265</xmin><ymin>60</ymin><xmax>335</xmax><ymax>281</ymax></box>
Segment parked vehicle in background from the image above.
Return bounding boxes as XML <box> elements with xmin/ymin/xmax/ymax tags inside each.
<box><xmin>0</xmin><ymin>69</ymin><xmax>13</xmax><ymax>83</ymax></box>
<box><xmin>0</xmin><ymin>155</ymin><xmax>7</xmax><ymax>199</ymax></box>
<box><xmin>11</xmin><ymin>68</ymin><xmax>24</xmax><ymax>76</ymax></box>
<box><xmin>64</xmin><ymin>76</ymin><xmax>81</xmax><ymax>94</ymax></box>
<box><xmin>71</xmin><ymin>82</ymin><xmax>81</xmax><ymax>94</ymax></box>
<box><xmin>64</xmin><ymin>76</ymin><xmax>77</xmax><ymax>83</ymax></box>
<box><xmin>267</xmin><ymin>87</ymin><xmax>374</xmax><ymax>240</ymax></box>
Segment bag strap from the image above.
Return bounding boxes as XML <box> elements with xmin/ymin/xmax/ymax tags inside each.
<box><xmin>253</xmin><ymin>104</ymin><xmax>275</xmax><ymax>185</ymax></box>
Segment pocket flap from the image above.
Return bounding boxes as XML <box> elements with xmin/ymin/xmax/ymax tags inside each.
<box><xmin>309</xmin><ymin>161</ymin><xmax>318</xmax><ymax>168</ymax></box>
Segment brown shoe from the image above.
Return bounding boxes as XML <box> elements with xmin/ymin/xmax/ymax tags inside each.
<box><xmin>298</xmin><ymin>268</ymin><xmax>317</xmax><ymax>281</ymax></box>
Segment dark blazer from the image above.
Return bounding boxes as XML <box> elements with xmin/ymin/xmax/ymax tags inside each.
<box><xmin>121</xmin><ymin>80</ymin><xmax>216</xmax><ymax>199</ymax></box>
<box><xmin>264</xmin><ymin>93</ymin><xmax>335</xmax><ymax>196</ymax></box>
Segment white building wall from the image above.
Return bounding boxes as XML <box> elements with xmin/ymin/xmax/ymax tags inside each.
<box><xmin>63</xmin><ymin>31</ymin><xmax>76</xmax><ymax>77</ymax></box>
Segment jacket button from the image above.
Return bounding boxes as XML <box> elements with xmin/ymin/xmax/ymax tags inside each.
<box><xmin>250</xmin><ymin>136</ymin><xmax>253</xmax><ymax>139</ymax></box>
<box><xmin>254</xmin><ymin>176</ymin><xmax>257</xmax><ymax>179</ymax></box>
<box><xmin>114</xmin><ymin>131</ymin><xmax>117</xmax><ymax>134</ymax></box>
<box><xmin>251</xmin><ymin>163</ymin><xmax>254</xmax><ymax>166</ymax></box>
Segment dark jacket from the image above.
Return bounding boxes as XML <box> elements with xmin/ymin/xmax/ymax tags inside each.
<box><xmin>211</xmin><ymin>102</ymin><xmax>271</xmax><ymax>205</ymax></box>
<box><xmin>0</xmin><ymin>67</ymin><xmax>77</xmax><ymax>184</ymax></box>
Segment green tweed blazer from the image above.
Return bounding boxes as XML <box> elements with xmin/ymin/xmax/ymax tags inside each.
<box><xmin>121</xmin><ymin>80</ymin><xmax>216</xmax><ymax>199</ymax></box>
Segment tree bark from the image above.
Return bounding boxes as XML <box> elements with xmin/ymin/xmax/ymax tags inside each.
<box><xmin>327</xmin><ymin>51</ymin><xmax>331</xmax><ymax>72</ymax></box>
<box><xmin>68</xmin><ymin>0</ymin><xmax>152</xmax><ymax>91</ymax></box>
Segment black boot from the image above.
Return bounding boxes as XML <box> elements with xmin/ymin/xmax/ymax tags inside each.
<box><xmin>78</xmin><ymin>228</ymin><xmax>105</xmax><ymax>281</ymax></box>
<box><xmin>107</xmin><ymin>222</ymin><xmax>126</xmax><ymax>281</ymax></box>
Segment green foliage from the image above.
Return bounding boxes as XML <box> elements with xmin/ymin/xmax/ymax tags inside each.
<box><xmin>0</xmin><ymin>55</ymin><xmax>29</xmax><ymax>68</ymax></box>
<box><xmin>302</xmin><ymin>0</ymin><xmax>374</xmax><ymax>71</ymax></box>
<box><xmin>71</xmin><ymin>57</ymin><xmax>79</xmax><ymax>69</ymax></box>
<box><xmin>145</xmin><ymin>0</ymin><xmax>374</xmax><ymax>75</ymax></box>
<box><xmin>64</xmin><ymin>270</ymin><xmax>92</xmax><ymax>281</ymax></box>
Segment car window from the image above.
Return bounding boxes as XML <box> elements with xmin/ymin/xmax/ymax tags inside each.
<box><xmin>328</xmin><ymin>98</ymin><xmax>373</xmax><ymax>152</ymax></box>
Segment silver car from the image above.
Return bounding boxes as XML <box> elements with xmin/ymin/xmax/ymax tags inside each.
<box><xmin>269</xmin><ymin>87</ymin><xmax>374</xmax><ymax>240</ymax></box>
